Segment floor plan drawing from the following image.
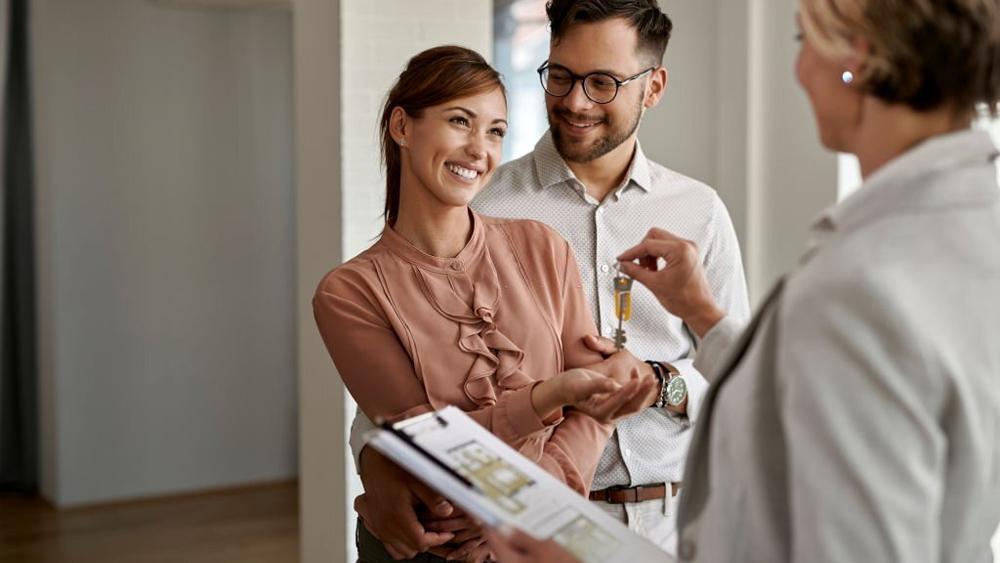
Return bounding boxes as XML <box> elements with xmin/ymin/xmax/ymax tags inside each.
<box><xmin>553</xmin><ymin>513</ymin><xmax>622</xmax><ymax>563</ymax></box>
<box><xmin>447</xmin><ymin>440</ymin><xmax>535</xmax><ymax>515</ymax></box>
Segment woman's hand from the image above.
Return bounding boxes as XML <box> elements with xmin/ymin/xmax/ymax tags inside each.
<box><xmin>355</xmin><ymin>448</ymin><xmax>456</xmax><ymax>559</ymax></box>
<box><xmin>530</xmin><ymin>368</ymin><xmax>618</xmax><ymax>419</ymax></box>
<box><xmin>423</xmin><ymin>511</ymin><xmax>494</xmax><ymax>562</ymax></box>
<box><xmin>485</xmin><ymin>526</ymin><xmax>581</xmax><ymax>563</ymax></box>
<box><xmin>568</xmin><ymin>367</ymin><xmax>658</xmax><ymax>424</ymax></box>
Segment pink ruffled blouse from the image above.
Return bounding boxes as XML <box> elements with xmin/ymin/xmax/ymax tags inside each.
<box><xmin>313</xmin><ymin>211</ymin><xmax>612</xmax><ymax>493</ymax></box>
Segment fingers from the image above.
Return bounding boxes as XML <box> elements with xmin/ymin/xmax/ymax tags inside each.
<box><xmin>464</xmin><ymin>541</ymin><xmax>494</xmax><ymax>563</ymax></box>
<box><xmin>618</xmin><ymin>260</ymin><xmax>658</xmax><ymax>287</ymax></box>
<box><xmin>354</xmin><ymin>494</ymin><xmax>372</xmax><ymax>525</ymax></box>
<box><xmin>608</xmin><ymin>375</ymin><xmax>659</xmax><ymax>420</ymax></box>
<box><xmin>485</xmin><ymin>527</ymin><xmax>581</xmax><ymax>563</ymax></box>
<box><xmin>616</xmin><ymin>233</ymin><xmax>680</xmax><ymax>262</ymax></box>
<box><xmin>445</xmin><ymin>536</ymin><xmax>487</xmax><ymax>561</ymax></box>
<box><xmin>384</xmin><ymin>542</ymin><xmax>409</xmax><ymax>560</ymax></box>
<box><xmin>566</xmin><ymin>372</ymin><xmax>621</xmax><ymax>405</ymax></box>
<box><xmin>451</xmin><ymin>526</ymin><xmax>483</xmax><ymax>544</ymax></box>
<box><xmin>410</xmin><ymin>479</ymin><xmax>454</xmax><ymax>518</ymax></box>
<box><xmin>424</xmin><ymin>515</ymin><xmax>475</xmax><ymax>533</ymax></box>
<box><xmin>617</xmin><ymin>236</ymin><xmax>693</xmax><ymax>269</ymax></box>
<box><xmin>582</xmin><ymin>377</ymin><xmax>644</xmax><ymax>422</ymax></box>
<box><xmin>582</xmin><ymin>334</ymin><xmax>617</xmax><ymax>356</ymax></box>
<box><xmin>385</xmin><ymin>511</ymin><xmax>453</xmax><ymax>558</ymax></box>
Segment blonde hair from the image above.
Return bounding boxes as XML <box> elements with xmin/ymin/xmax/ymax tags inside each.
<box><xmin>798</xmin><ymin>0</ymin><xmax>1000</xmax><ymax>116</ymax></box>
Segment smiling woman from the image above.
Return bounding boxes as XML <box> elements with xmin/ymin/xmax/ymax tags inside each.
<box><xmin>312</xmin><ymin>45</ymin><xmax>658</xmax><ymax>562</ymax></box>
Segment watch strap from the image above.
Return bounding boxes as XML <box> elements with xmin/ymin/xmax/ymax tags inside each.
<box><xmin>644</xmin><ymin>360</ymin><xmax>666</xmax><ymax>408</ymax></box>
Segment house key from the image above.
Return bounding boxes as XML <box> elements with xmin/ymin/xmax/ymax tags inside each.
<box><xmin>612</xmin><ymin>266</ymin><xmax>633</xmax><ymax>351</ymax></box>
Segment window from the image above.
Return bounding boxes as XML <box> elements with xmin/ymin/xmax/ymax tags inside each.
<box><xmin>494</xmin><ymin>0</ymin><xmax>550</xmax><ymax>162</ymax></box>
<box><xmin>838</xmin><ymin>107</ymin><xmax>1000</xmax><ymax>200</ymax></box>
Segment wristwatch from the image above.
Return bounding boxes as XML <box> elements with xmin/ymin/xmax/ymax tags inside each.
<box><xmin>653</xmin><ymin>361</ymin><xmax>686</xmax><ymax>410</ymax></box>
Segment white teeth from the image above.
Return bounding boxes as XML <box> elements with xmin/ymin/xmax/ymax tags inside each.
<box><xmin>447</xmin><ymin>164</ymin><xmax>479</xmax><ymax>180</ymax></box>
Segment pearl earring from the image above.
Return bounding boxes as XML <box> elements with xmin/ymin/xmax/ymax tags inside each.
<box><xmin>841</xmin><ymin>70</ymin><xmax>854</xmax><ymax>85</ymax></box>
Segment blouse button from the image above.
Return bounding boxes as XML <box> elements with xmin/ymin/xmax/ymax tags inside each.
<box><xmin>450</xmin><ymin>261</ymin><xmax>463</xmax><ymax>271</ymax></box>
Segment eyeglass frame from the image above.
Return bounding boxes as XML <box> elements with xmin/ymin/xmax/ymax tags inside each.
<box><xmin>536</xmin><ymin>61</ymin><xmax>656</xmax><ymax>105</ymax></box>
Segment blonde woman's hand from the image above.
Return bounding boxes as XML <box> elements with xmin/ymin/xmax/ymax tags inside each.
<box><xmin>617</xmin><ymin>227</ymin><xmax>725</xmax><ymax>338</ymax></box>
<box><xmin>485</xmin><ymin>526</ymin><xmax>581</xmax><ymax>563</ymax></box>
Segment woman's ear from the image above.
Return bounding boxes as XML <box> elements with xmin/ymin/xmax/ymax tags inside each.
<box><xmin>843</xmin><ymin>36</ymin><xmax>871</xmax><ymax>84</ymax></box>
<box><xmin>389</xmin><ymin>107</ymin><xmax>410</xmax><ymax>147</ymax></box>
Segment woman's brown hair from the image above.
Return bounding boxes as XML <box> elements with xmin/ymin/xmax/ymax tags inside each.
<box><xmin>379</xmin><ymin>46</ymin><xmax>506</xmax><ymax>226</ymax></box>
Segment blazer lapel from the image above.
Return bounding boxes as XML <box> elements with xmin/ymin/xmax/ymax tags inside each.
<box><xmin>678</xmin><ymin>275</ymin><xmax>787</xmax><ymax>528</ymax></box>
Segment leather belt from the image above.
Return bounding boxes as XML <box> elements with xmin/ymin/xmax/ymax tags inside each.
<box><xmin>589</xmin><ymin>483</ymin><xmax>680</xmax><ymax>504</ymax></box>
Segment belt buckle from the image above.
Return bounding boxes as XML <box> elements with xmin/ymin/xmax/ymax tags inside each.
<box><xmin>608</xmin><ymin>484</ymin><xmax>638</xmax><ymax>504</ymax></box>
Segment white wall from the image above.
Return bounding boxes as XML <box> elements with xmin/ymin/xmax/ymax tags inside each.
<box><xmin>32</xmin><ymin>0</ymin><xmax>297</xmax><ymax>506</ymax></box>
<box><xmin>340</xmin><ymin>0</ymin><xmax>493</xmax><ymax>257</ymax></box>
<box><xmin>639</xmin><ymin>0</ymin><xmax>836</xmax><ymax>303</ymax></box>
<box><xmin>293</xmin><ymin>0</ymin><xmax>344</xmax><ymax>561</ymax></box>
<box><xmin>639</xmin><ymin>1</ymin><xmax>719</xmax><ymax>195</ymax></box>
<box><xmin>295</xmin><ymin>1</ymin><xmax>492</xmax><ymax>561</ymax></box>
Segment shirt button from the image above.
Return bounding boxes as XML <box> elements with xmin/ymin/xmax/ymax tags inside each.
<box><xmin>605</xmin><ymin>325</ymin><xmax>614</xmax><ymax>335</ymax></box>
<box><xmin>624</xmin><ymin>448</ymin><xmax>632</xmax><ymax>459</ymax></box>
<box><xmin>679</xmin><ymin>540</ymin><xmax>696</xmax><ymax>561</ymax></box>
<box><xmin>599</xmin><ymin>264</ymin><xmax>610</xmax><ymax>274</ymax></box>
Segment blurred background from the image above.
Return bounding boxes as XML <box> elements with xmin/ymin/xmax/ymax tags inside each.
<box><xmin>1</xmin><ymin>0</ymin><xmax>998</xmax><ymax>562</ymax></box>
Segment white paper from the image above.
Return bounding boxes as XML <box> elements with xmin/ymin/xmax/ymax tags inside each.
<box><xmin>366</xmin><ymin>406</ymin><xmax>673</xmax><ymax>563</ymax></box>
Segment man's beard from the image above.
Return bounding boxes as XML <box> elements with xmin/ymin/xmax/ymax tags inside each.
<box><xmin>548</xmin><ymin>94</ymin><xmax>643</xmax><ymax>163</ymax></box>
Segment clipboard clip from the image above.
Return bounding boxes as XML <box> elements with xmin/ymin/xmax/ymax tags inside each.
<box><xmin>376</xmin><ymin>416</ymin><xmax>478</xmax><ymax>491</ymax></box>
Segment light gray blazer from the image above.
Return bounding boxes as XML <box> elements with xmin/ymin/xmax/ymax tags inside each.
<box><xmin>676</xmin><ymin>130</ymin><xmax>1000</xmax><ymax>563</ymax></box>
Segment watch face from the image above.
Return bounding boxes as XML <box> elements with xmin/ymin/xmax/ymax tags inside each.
<box><xmin>666</xmin><ymin>376</ymin><xmax>687</xmax><ymax>406</ymax></box>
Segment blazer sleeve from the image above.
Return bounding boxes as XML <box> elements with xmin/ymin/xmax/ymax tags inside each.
<box><xmin>777</xmin><ymin>273</ymin><xmax>945</xmax><ymax>563</ymax></box>
<box><xmin>691</xmin><ymin>195</ymin><xmax>751</xmax><ymax>385</ymax></box>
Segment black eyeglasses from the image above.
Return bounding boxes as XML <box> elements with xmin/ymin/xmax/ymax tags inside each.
<box><xmin>537</xmin><ymin>62</ymin><xmax>655</xmax><ymax>104</ymax></box>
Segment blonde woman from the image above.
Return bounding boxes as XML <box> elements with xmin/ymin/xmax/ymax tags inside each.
<box><xmin>489</xmin><ymin>0</ymin><xmax>1000</xmax><ymax>561</ymax></box>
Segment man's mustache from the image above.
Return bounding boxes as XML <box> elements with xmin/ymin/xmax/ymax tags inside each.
<box><xmin>552</xmin><ymin>108</ymin><xmax>607</xmax><ymax>124</ymax></box>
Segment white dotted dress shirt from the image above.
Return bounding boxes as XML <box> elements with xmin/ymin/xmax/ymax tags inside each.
<box><xmin>473</xmin><ymin>132</ymin><xmax>750</xmax><ymax>489</ymax></box>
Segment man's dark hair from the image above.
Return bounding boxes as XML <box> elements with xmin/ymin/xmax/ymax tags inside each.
<box><xmin>546</xmin><ymin>0</ymin><xmax>673</xmax><ymax>65</ymax></box>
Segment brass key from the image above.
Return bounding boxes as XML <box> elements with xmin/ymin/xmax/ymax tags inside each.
<box><xmin>612</xmin><ymin>268</ymin><xmax>633</xmax><ymax>351</ymax></box>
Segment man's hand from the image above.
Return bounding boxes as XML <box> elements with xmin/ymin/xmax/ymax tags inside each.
<box><xmin>618</xmin><ymin>228</ymin><xmax>725</xmax><ymax>338</ymax></box>
<box><xmin>583</xmin><ymin>343</ymin><xmax>653</xmax><ymax>386</ymax></box>
<box><xmin>484</xmin><ymin>526</ymin><xmax>581</xmax><ymax>563</ymax></box>
<box><xmin>582</xmin><ymin>335</ymin><xmax>687</xmax><ymax>415</ymax></box>
<box><xmin>356</xmin><ymin>448</ymin><xmax>456</xmax><ymax>559</ymax></box>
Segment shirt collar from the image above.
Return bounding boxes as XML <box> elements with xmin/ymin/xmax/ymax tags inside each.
<box><xmin>532</xmin><ymin>130</ymin><xmax>654</xmax><ymax>196</ymax></box>
<box><xmin>811</xmin><ymin>129</ymin><xmax>999</xmax><ymax>237</ymax></box>
<box><xmin>379</xmin><ymin>209</ymin><xmax>486</xmax><ymax>273</ymax></box>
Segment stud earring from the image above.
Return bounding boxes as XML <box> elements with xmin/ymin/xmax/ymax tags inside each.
<box><xmin>841</xmin><ymin>70</ymin><xmax>855</xmax><ymax>85</ymax></box>
<box><xmin>399</xmin><ymin>140</ymin><xmax>406</xmax><ymax>147</ymax></box>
